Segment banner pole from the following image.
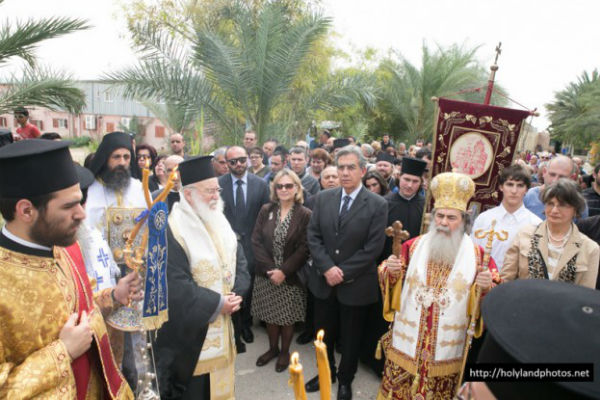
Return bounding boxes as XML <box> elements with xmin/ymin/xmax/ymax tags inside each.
<box><xmin>483</xmin><ymin>42</ymin><xmax>502</xmax><ymax>105</ymax></box>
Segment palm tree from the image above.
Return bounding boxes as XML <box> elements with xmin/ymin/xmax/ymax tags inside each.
<box><xmin>109</xmin><ymin>1</ymin><xmax>374</xmax><ymax>145</ymax></box>
<box><xmin>376</xmin><ymin>44</ymin><xmax>504</xmax><ymax>143</ymax></box>
<box><xmin>0</xmin><ymin>0</ymin><xmax>89</xmax><ymax>114</ymax></box>
<box><xmin>546</xmin><ymin>70</ymin><xmax>600</xmax><ymax>149</ymax></box>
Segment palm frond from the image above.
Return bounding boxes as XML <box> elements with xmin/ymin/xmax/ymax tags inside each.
<box><xmin>0</xmin><ymin>17</ymin><xmax>89</xmax><ymax>66</ymax></box>
<box><xmin>0</xmin><ymin>67</ymin><xmax>86</xmax><ymax>114</ymax></box>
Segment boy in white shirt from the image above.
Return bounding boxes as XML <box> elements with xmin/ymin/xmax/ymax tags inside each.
<box><xmin>471</xmin><ymin>164</ymin><xmax>542</xmax><ymax>269</ymax></box>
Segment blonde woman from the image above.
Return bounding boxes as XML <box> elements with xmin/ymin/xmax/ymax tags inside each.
<box><xmin>251</xmin><ymin>169</ymin><xmax>312</xmax><ymax>372</ymax></box>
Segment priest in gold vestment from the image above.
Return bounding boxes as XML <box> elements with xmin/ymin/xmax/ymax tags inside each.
<box><xmin>377</xmin><ymin>172</ymin><xmax>501</xmax><ymax>400</ymax></box>
<box><xmin>0</xmin><ymin>140</ymin><xmax>136</xmax><ymax>399</ymax></box>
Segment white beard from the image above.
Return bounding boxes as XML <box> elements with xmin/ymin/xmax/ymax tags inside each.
<box><xmin>188</xmin><ymin>191</ymin><xmax>230</xmax><ymax>244</ymax></box>
<box><xmin>427</xmin><ymin>221</ymin><xmax>465</xmax><ymax>266</ymax></box>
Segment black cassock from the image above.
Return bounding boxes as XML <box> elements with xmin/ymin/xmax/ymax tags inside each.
<box><xmin>154</xmin><ymin>226</ymin><xmax>250</xmax><ymax>400</ymax></box>
<box><xmin>360</xmin><ymin>191</ymin><xmax>425</xmax><ymax>376</ymax></box>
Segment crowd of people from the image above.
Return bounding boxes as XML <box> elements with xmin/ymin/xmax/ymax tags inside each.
<box><xmin>0</xmin><ymin>118</ymin><xmax>598</xmax><ymax>400</ymax></box>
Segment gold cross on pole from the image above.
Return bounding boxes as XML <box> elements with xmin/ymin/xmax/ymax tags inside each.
<box><xmin>385</xmin><ymin>221</ymin><xmax>410</xmax><ymax>257</ymax></box>
<box><xmin>473</xmin><ymin>219</ymin><xmax>508</xmax><ymax>270</ymax></box>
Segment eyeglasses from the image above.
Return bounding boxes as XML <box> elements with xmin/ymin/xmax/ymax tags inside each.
<box><xmin>227</xmin><ymin>157</ymin><xmax>247</xmax><ymax>166</ymax></box>
<box><xmin>275</xmin><ymin>183</ymin><xmax>295</xmax><ymax>190</ymax></box>
<box><xmin>249</xmin><ymin>155</ymin><xmax>262</xmax><ymax>160</ymax></box>
<box><xmin>201</xmin><ymin>187</ymin><xmax>223</xmax><ymax>195</ymax></box>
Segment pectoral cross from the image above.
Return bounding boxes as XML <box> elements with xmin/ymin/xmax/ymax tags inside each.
<box><xmin>385</xmin><ymin>221</ymin><xmax>410</xmax><ymax>257</ymax></box>
<box><xmin>473</xmin><ymin>219</ymin><xmax>508</xmax><ymax>270</ymax></box>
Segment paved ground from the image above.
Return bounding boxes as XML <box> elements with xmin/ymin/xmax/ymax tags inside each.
<box><xmin>234</xmin><ymin>325</ymin><xmax>381</xmax><ymax>400</ymax></box>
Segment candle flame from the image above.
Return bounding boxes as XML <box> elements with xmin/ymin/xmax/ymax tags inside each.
<box><xmin>145</xmin><ymin>159</ymin><xmax>150</xmax><ymax>169</ymax></box>
<box><xmin>316</xmin><ymin>329</ymin><xmax>325</xmax><ymax>342</ymax></box>
<box><xmin>290</xmin><ymin>352</ymin><xmax>299</xmax><ymax>365</ymax></box>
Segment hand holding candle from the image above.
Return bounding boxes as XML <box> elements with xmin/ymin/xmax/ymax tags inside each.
<box><xmin>141</xmin><ymin>159</ymin><xmax>152</xmax><ymax>208</ymax></box>
<box><xmin>289</xmin><ymin>352</ymin><xmax>307</xmax><ymax>400</ymax></box>
<box><xmin>314</xmin><ymin>329</ymin><xmax>331</xmax><ymax>400</ymax></box>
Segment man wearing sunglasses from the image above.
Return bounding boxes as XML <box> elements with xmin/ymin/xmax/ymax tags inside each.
<box><xmin>219</xmin><ymin>145</ymin><xmax>270</xmax><ymax>352</ymax></box>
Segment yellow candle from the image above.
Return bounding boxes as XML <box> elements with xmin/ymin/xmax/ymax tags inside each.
<box><xmin>289</xmin><ymin>352</ymin><xmax>308</xmax><ymax>400</ymax></box>
<box><xmin>152</xmin><ymin>167</ymin><xmax>178</xmax><ymax>206</ymax></box>
<box><xmin>314</xmin><ymin>330</ymin><xmax>331</xmax><ymax>400</ymax></box>
<box><xmin>142</xmin><ymin>159</ymin><xmax>152</xmax><ymax>208</ymax></box>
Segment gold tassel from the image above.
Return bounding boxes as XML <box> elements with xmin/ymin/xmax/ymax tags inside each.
<box><xmin>387</xmin><ymin>389</ymin><xmax>393</xmax><ymax>400</ymax></box>
<box><xmin>375</xmin><ymin>339</ymin><xmax>383</xmax><ymax>360</ymax></box>
<box><xmin>411</xmin><ymin>374</ymin><xmax>420</xmax><ymax>396</ymax></box>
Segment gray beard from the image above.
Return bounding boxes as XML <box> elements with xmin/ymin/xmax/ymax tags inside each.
<box><xmin>100</xmin><ymin>165</ymin><xmax>131</xmax><ymax>192</ymax></box>
<box><xmin>427</xmin><ymin>222</ymin><xmax>465</xmax><ymax>266</ymax></box>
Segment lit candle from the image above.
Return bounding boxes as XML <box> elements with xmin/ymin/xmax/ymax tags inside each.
<box><xmin>142</xmin><ymin>159</ymin><xmax>152</xmax><ymax>208</ymax></box>
<box><xmin>314</xmin><ymin>330</ymin><xmax>331</xmax><ymax>400</ymax></box>
<box><xmin>289</xmin><ymin>352</ymin><xmax>308</xmax><ymax>400</ymax></box>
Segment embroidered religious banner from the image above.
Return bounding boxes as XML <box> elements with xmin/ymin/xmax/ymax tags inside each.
<box><xmin>424</xmin><ymin>98</ymin><xmax>531</xmax><ymax>220</ymax></box>
<box><xmin>142</xmin><ymin>201</ymin><xmax>169</xmax><ymax>330</ymax></box>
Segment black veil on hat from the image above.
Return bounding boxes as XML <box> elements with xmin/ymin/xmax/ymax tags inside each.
<box><xmin>178</xmin><ymin>155</ymin><xmax>216</xmax><ymax>186</ymax></box>
<box><xmin>400</xmin><ymin>157</ymin><xmax>428</xmax><ymax>176</ymax></box>
<box><xmin>478</xmin><ymin>280</ymin><xmax>600</xmax><ymax>399</ymax></box>
<box><xmin>88</xmin><ymin>131</ymin><xmax>133</xmax><ymax>176</ymax></box>
<box><xmin>0</xmin><ymin>139</ymin><xmax>78</xmax><ymax>198</ymax></box>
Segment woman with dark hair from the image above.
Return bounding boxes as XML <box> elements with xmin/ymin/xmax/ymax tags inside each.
<box><xmin>362</xmin><ymin>170</ymin><xmax>389</xmax><ymax>196</ymax></box>
<box><xmin>135</xmin><ymin>144</ymin><xmax>159</xmax><ymax>190</ymax></box>
<box><xmin>251</xmin><ymin>169</ymin><xmax>311</xmax><ymax>372</ymax></box>
<box><xmin>151</xmin><ymin>154</ymin><xmax>168</xmax><ymax>190</ymax></box>
<box><xmin>502</xmin><ymin>178</ymin><xmax>599</xmax><ymax>288</ymax></box>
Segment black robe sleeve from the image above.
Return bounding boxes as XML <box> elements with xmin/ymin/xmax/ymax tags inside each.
<box><xmin>154</xmin><ymin>226</ymin><xmax>222</xmax><ymax>399</ymax></box>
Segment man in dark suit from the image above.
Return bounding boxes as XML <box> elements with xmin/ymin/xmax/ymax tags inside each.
<box><xmin>219</xmin><ymin>145</ymin><xmax>270</xmax><ymax>350</ymax></box>
<box><xmin>306</xmin><ymin>145</ymin><xmax>388</xmax><ymax>400</ymax></box>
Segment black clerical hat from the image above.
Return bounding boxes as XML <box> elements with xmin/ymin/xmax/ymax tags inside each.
<box><xmin>333</xmin><ymin>138</ymin><xmax>350</xmax><ymax>149</ymax></box>
<box><xmin>179</xmin><ymin>155</ymin><xmax>216</xmax><ymax>186</ymax></box>
<box><xmin>74</xmin><ymin>164</ymin><xmax>94</xmax><ymax>190</ymax></box>
<box><xmin>478</xmin><ymin>280</ymin><xmax>600</xmax><ymax>399</ymax></box>
<box><xmin>0</xmin><ymin>139</ymin><xmax>78</xmax><ymax>197</ymax></box>
<box><xmin>88</xmin><ymin>131</ymin><xmax>133</xmax><ymax>175</ymax></box>
<box><xmin>375</xmin><ymin>152</ymin><xmax>395</xmax><ymax>164</ymax></box>
<box><xmin>401</xmin><ymin>157</ymin><xmax>427</xmax><ymax>176</ymax></box>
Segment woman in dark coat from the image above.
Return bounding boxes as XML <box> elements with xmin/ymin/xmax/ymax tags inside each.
<box><xmin>251</xmin><ymin>169</ymin><xmax>312</xmax><ymax>372</ymax></box>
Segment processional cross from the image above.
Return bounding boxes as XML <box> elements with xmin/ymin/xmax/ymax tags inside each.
<box><xmin>385</xmin><ymin>221</ymin><xmax>410</xmax><ymax>257</ymax></box>
<box><xmin>473</xmin><ymin>219</ymin><xmax>508</xmax><ymax>269</ymax></box>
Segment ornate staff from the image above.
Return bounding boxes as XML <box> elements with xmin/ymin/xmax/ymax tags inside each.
<box><xmin>120</xmin><ymin>160</ymin><xmax>177</xmax><ymax>399</ymax></box>
<box><xmin>456</xmin><ymin>219</ymin><xmax>507</xmax><ymax>395</ymax></box>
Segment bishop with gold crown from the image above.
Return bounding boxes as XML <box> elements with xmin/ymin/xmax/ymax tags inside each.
<box><xmin>376</xmin><ymin>172</ymin><xmax>502</xmax><ymax>400</ymax></box>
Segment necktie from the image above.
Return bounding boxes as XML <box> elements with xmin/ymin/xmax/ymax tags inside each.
<box><xmin>339</xmin><ymin>195</ymin><xmax>351</xmax><ymax>222</ymax></box>
<box><xmin>235</xmin><ymin>179</ymin><xmax>246</xmax><ymax>217</ymax></box>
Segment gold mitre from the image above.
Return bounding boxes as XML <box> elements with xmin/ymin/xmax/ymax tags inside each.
<box><xmin>430</xmin><ymin>172</ymin><xmax>475</xmax><ymax>212</ymax></box>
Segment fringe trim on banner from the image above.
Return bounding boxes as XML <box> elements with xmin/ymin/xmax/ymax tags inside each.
<box><xmin>142</xmin><ymin>309</ymin><xmax>169</xmax><ymax>331</ymax></box>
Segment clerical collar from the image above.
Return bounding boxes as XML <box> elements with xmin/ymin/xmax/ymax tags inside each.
<box><xmin>0</xmin><ymin>226</ymin><xmax>54</xmax><ymax>257</ymax></box>
<box><xmin>397</xmin><ymin>192</ymin><xmax>416</xmax><ymax>201</ymax></box>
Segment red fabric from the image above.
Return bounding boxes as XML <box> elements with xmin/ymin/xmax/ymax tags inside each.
<box><xmin>16</xmin><ymin>123</ymin><xmax>41</xmax><ymax>139</ymax></box>
<box><xmin>64</xmin><ymin>244</ymin><xmax>92</xmax><ymax>400</ymax></box>
<box><xmin>429</xmin><ymin>98</ymin><xmax>531</xmax><ymax>214</ymax></box>
<box><xmin>64</xmin><ymin>243</ymin><xmax>127</xmax><ymax>399</ymax></box>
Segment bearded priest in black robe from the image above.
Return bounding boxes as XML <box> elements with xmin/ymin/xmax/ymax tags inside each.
<box><xmin>154</xmin><ymin>155</ymin><xmax>250</xmax><ymax>400</ymax></box>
